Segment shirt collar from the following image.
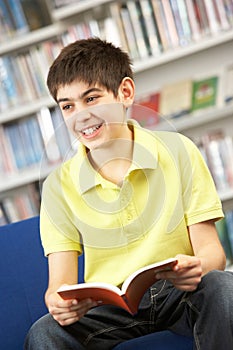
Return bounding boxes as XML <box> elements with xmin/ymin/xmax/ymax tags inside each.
<box><xmin>71</xmin><ymin>119</ymin><xmax>158</xmax><ymax>194</ymax></box>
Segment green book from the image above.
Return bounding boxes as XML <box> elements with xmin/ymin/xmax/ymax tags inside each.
<box><xmin>191</xmin><ymin>76</ymin><xmax>218</xmax><ymax>111</ymax></box>
<box><xmin>216</xmin><ymin>218</ymin><xmax>233</xmax><ymax>265</ymax></box>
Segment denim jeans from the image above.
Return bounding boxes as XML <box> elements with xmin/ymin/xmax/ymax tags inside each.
<box><xmin>24</xmin><ymin>270</ymin><xmax>233</xmax><ymax>350</ymax></box>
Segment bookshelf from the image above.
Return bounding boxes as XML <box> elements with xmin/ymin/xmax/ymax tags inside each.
<box><xmin>0</xmin><ymin>0</ymin><xmax>233</xmax><ymax>226</ymax></box>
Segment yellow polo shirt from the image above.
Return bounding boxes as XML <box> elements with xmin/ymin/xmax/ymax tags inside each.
<box><xmin>40</xmin><ymin>120</ymin><xmax>223</xmax><ymax>287</ymax></box>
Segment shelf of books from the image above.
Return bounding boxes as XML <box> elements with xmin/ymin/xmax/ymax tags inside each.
<box><xmin>134</xmin><ymin>29</ymin><xmax>233</xmax><ymax>73</ymax></box>
<box><xmin>0</xmin><ymin>0</ymin><xmax>233</xmax><ymax>234</ymax></box>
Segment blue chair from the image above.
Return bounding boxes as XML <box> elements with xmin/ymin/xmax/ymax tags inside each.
<box><xmin>0</xmin><ymin>217</ymin><xmax>193</xmax><ymax>349</ymax></box>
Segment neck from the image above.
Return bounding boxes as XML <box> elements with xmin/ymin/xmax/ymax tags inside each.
<box><xmin>88</xmin><ymin>128</ymin><xmax>134</xmax><ymax>185</ymax></box>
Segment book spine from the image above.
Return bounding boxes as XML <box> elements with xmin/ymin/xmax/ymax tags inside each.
<box><xmin>0</xmin><ymin>184</ymin><xmax>40</xmax><ymax>224</ymax></box>
<box><xmin>108</xmin><ymin>1</ymin><xmax>129</xmax><ymax>53</ymax></box>
<box><xmin>0</xmin><ymin>56</ymin><xmax>18</xmax><ymax>107</ymax></box>
<box><xmin>225</xmin><ymin>211</ymin><xmax>233</xmax><ymax>262</ymax></box>
<box><xmin>0</xmin><ymin>125</ymin><xmax>17</xmax><ymax>174</ymax></box>
<box><xmin>1</xmin><ymin>197</ymin><xmax>21</xmax><ymax>223</ymax></box>
<box><xmin>0</xmin><ymin>203</ymin><xmax>9</xmax><ymax>226</ymax></box>
<box><xmin>161</xmin><ymin>0</ymin><xmax>179</xmax><ymax>48</ymax></box>
<box><xmin>139</xmin><ymin>0</ymin><xmax>162</xmax><ymax>56</ymax></box>
<box><xmin>222</xmin><ymin>0</ymin><xmax>233</xmax><ymax>27</ymax></box>
<box><xmin>201</xmin><ymin>132</ymin><xmax>229</xmax><ymax>191</ymax></box>
<box><xmin>0</xmin><ymin>78</ymin><xmax>9</xmax><ymax>112</ymax></box>
<box><xmin>37</xmin><ymin>107</ymin><xmax>61</xmax><ymax>164</ymax></box>
<box><xmin>151</xmin><ymin>0</ymin><xmax>172</xmax><ymax>51</ymax></box>
<box><xmin>51</xmin><ymin>107</ymin><xmax>73</xmax><ymax>159</ymax></box>
<box><xmin>23</xmin><ymin>53</ymin><xmax>42</xmax><ymax>98</ymax></box>
<box><xmin>0</xmin><ymin>0</ymin><xmax>15</xmax><ymax>38</ymax></box>
<box><xmin>213</xmin><ymin>0</ymin><xmax>230</xmax><ymax>30</ymax></box>
<box><xmin>184</xmin><ymin>0</ymin><xmax>202</xmax><ymax>41</ymax></box>
<box><xmin>6</xmin><ymin>0</ymin><xmax>29</xmax><ymax>34</ymax></box>
<box><xmin>119</xmin><ymin>4</ymin><xmax>140</xmax><ymax>60</ymax></box>
<box><xmin>4</xmin><ymin>123</ymin><xmax>28</xmax><ymax>170</ymax></box>
<box><xmin>203</xmin><ymin>0</ymin><xmax>220</xmax><ymax>34</ymax></box>
<box><xmin>176</xmin><ymin>0</ymin><xmax>192</xmax><ymax>42</ymax></box>
<box><xmin>224</xmin><ymin>64</ymin><xmax>233</xmax><ymax>104</ymax></box>
<box><xmin>169</xmin><ymin>0</ymin><xmax>189</xmax><ymax>46</ymax></box>
<box><xmin>103</xmin><ymin>17</ymin><xmax>122</xmax><ymax>48</ymax></box>
<box><xmin>18</xmin><ymin>120</ymin><xmax>38</xmax><ymax>166</ymax></box>
<box><xmin>126</xmin><ymin>0</ymin><xmax>150</xmax><ymax>59</ymax></box>
<box><xmin>13</xmin><ymin>55</ymin><xmax>34</xmax><ymax>102</ymax></box>
<box><xmin>25</xmin><ymin>117</ymin><xmax>45</xmax><ymax>164</ymax></box>
<box><xmin>215</xmin><ymin>217</ymin><xmax>233</xmax><ymax>265</ymax></box>
<box><xmin>28</xmin><ymin>49</ymin><xmax>48</xmax><ymax>97</ymax></box>
<box><xmin>16</xmin><ymin>54</ymin><xmax>38</xmax><ymax>100</ymax></box>
<box><xmin>194</xmin><ymin>0</ymin><xmax>211</xmax><ymax>35</ymax></box>
<box><xmin>218</xmin><ymin>136</ymin><xmax>233</xmax><ymax>188</ymax></box>
<box><xmin>88</xmin><ymin>18</ymin><xmax>101</xmax><ymax>38</ymax></box>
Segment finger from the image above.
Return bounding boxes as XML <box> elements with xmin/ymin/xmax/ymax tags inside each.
<box><xmin>174</xmin><ymin>255</ymin><xmax>201</xmax><ymax>270</ymax></box>
<box><xmin>54</xmin><ymin>310</ymin><xmax>81</xmax><ymax>326</ymax></box>
<box><xmin>173</xmin><ymin>283</ymin><xmax>199</xmax><ymax>292</ymax></box>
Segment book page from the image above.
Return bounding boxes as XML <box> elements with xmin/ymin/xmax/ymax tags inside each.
<box><xmin>57</xmin><ymin>282</ymin><xmax>131</xmax><ymax>313</ymax></box>
<box><xmin>122</xmin><ymin>258</ymin><xmax>177</xmax><ymax>314</ymax></box>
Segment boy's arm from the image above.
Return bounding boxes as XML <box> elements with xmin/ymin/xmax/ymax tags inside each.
<box><xmin>156</xmin><ymin>220</ymin><xmax>226</xmax><ymax>291</ymax></box>
<box><xmin>45</xmin><ymin>251</ymin><xmax>97</xmax><ymax>326</ymax></box>
<box><xmin>188</xmin><ymin>219</ymin><xmax>226</xmax><ymax>275</ymax></box>
<box><xmin>46</xmin><ymin>251</ymin><xmax>79</xmax><ymax>296</ymax></box>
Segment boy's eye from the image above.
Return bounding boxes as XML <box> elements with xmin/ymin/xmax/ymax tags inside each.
<box><xmin>62</xmin><ymin>104</ymin><xmax>72</xmax><ymax>110</ymax></box>
<box><xmin>86</xmin><ymin>96</ymin><xmax>97</xmax><ymax>103</ymax></box>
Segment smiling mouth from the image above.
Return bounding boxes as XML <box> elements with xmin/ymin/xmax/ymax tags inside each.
<box><xmin>81</xmin><ymin>123</ymin><xmax>103</xmax><ymax>136</ymax></box>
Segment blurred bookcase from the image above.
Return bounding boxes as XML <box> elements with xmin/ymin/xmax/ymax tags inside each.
<box><xmin>0</xmin><ymin>0</ymin><xmax>233</xmax><ymax>257</ymax></box>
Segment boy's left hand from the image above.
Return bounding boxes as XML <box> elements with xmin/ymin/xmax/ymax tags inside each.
<box><xmin>156</xmin><ymin>254</ymin><xmax>202</xmax><ymax>291</ymax></box>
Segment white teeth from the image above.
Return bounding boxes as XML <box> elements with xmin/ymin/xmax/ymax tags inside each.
<box><xmin>82</xmin><ymin>125</ymin><xmax>101</xmax><ymax>135</ymax></box>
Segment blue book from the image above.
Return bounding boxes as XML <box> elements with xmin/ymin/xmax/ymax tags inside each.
<box><xmin>18</xmin><ymin>119</ymin><xmax>38</xmax><ymax>166</ymax></box>
<box><xmin>0</xmin><ymin>56</ymin><xmax>18</xmax><ymax>106</ymax></box>
<box><xmin>0</xmin><ymin>81</ymin><xmax>9</xmax><ymax>112</ymax></box>
<box><xmin>4</xmin><ymin>123</ymin><xmax>28</xmax><ymax>170</ymax></box>
<box><xmin>0</xmin><ymin>0</ymin><xmax>14</xmax><ymax>36</ymax></box>
<box><xmin>6</xmin><ymin>0</ymin><xmax>29</xmax><ymax>34</ymax></box>
<box><xmin>25</xmin><ymin>117</ymin><xmax>45</xmax><ymax>164</ymax></box>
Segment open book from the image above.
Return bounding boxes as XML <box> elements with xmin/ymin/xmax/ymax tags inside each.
<box><xmin>57</xmin><ymin>257</ymin><xmax>178</xmax><ymax>315</ymax></box>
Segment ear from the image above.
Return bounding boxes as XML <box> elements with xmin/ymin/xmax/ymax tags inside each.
<box><xmin>117</xmin><ymin>77</ymin><xmax>135</xmax><ymax>108</ymax></box>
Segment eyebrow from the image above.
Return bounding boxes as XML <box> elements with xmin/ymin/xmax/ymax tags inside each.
<box><xmin>57</xmin><ymin>87</ymin><xmax>103</xmax><ymax>104</ymax></box>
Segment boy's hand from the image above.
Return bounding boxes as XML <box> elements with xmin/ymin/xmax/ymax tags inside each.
<box><xmin>47</xmin><ymin>291</ymin><xmax>97</xmax><ymax>326</ymax></box>
<box><xmin>156</xmin><ymin>254</ymin><xmax>202</xmax><ymax>291</ymax></box>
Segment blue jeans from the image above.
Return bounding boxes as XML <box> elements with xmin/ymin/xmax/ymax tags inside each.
<box><xmin>24</xmin><ymin>270</ymin><xmax>233</xmax><ymax>350</ymax></box>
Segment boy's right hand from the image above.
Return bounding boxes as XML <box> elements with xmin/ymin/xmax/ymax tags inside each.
<box><xmin>46</xmin><ymin>291</ymin><xmax>97</xmax><ymax>326</ymax></box>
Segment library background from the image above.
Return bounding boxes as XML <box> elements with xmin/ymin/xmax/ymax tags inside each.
<box><xmin>0</xmin><ymin>0</ymin><xmax>233</xmax><ymax>266</ymax></box>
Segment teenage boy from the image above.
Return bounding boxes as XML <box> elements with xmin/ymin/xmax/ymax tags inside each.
<box><xmin>25</xmin><ymin>38</ymin><xmax>233</xmax><ymax>350</ymax></box>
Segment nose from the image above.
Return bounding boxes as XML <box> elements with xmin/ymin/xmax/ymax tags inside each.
<box><xmin>77</xmin><ymin>109</ymin><xmax>92</xmax><ymax>123</ymax></box>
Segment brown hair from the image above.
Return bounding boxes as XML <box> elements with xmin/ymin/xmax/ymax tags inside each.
<box><xmin>47</xmin><ymin>37</ymin><xmax>134</xmax><ymax>101</ymax></box>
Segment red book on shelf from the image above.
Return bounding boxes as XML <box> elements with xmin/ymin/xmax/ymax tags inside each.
<box><xmin>130</xmin><ymin>92</ymin><xmax>160</xmax><ymax>127</ymax></box>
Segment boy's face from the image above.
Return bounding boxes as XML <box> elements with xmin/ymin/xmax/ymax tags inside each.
<box><xmin>57</xmin><ymin>79</ymin><xmax>134</xmax><ymax>150</ymax></box>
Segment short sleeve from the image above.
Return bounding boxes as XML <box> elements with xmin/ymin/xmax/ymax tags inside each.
<box><xmin>180</xmin><ymin>135</ymin><xmax>224</xmax><ymax>226</ymax></box>
<box><xmin>40</xmin><ymin>168</ymin><xmax>82</xmax><ymax>256</ymax></box>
